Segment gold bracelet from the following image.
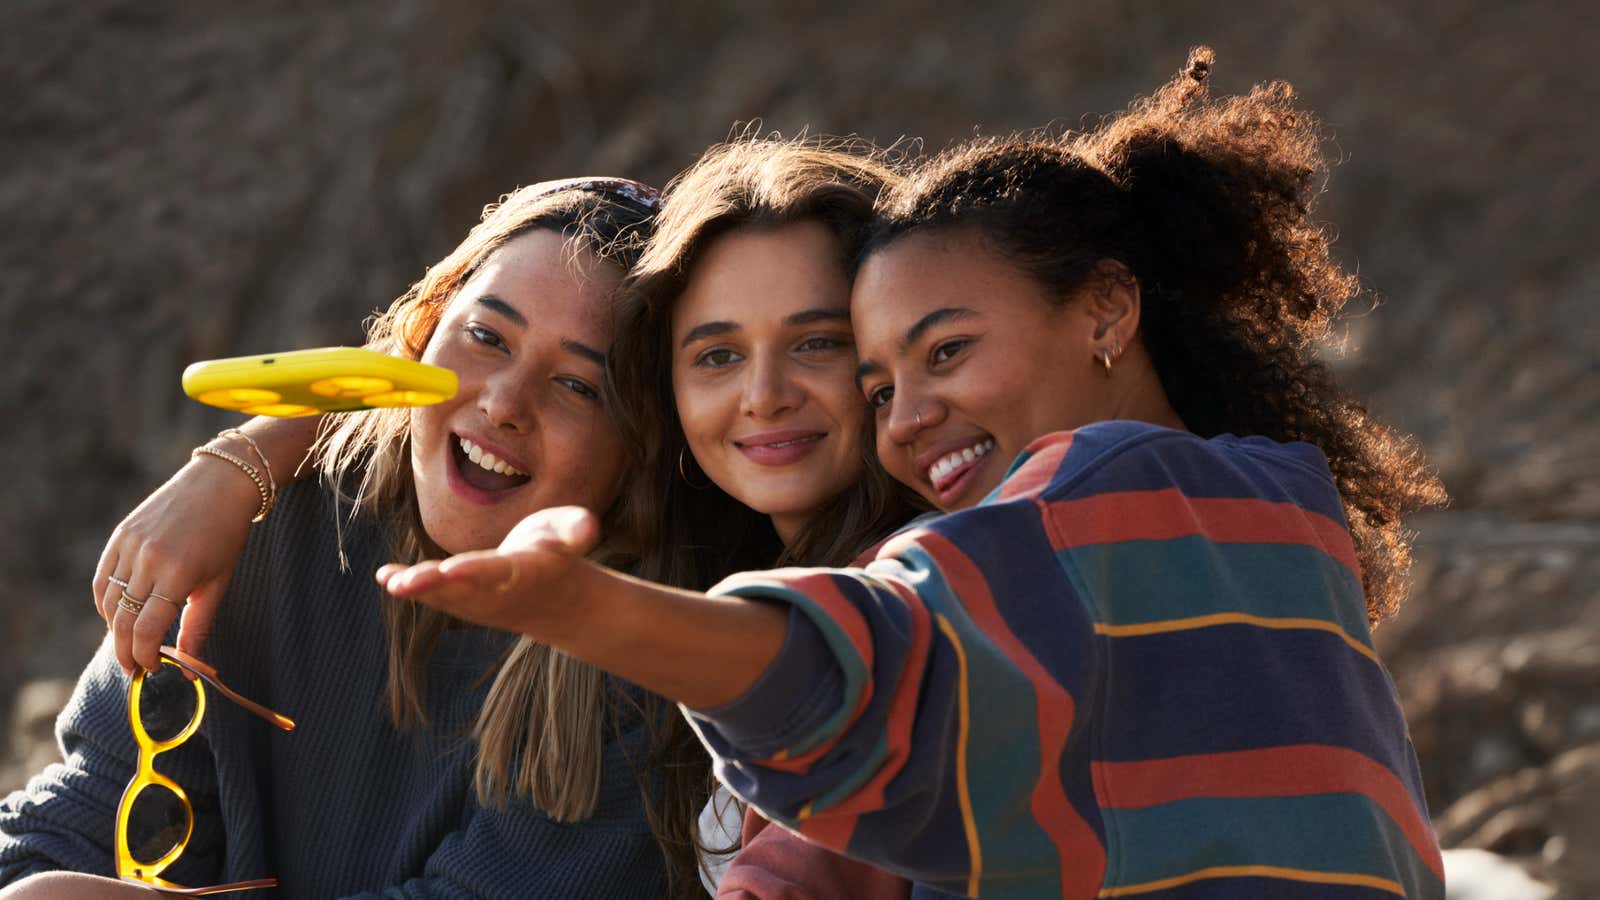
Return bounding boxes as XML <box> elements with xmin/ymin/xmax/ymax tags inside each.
<box><xmin>216</xmin><ymin>427</ymin><xmax>276</xmax><ymax>495</ymax></box>
<box><xmin>193</xmin><ymin>446</ymin><xmax>274</xmax><ymax>522</ymax></box>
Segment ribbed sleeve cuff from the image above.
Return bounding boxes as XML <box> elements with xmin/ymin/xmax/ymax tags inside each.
<box><xmin>688</xmin><ymin>606</ymin><xmax>843</xmax><ymax>760</ymax></box>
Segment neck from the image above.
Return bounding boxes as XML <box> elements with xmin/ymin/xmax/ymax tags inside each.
<box><xmin>1109</xmin><ymin>343</ymin><xmax>1186</xmax><ymax>431</ymax></box>
<box><xmin>768</xmin><ymin>513</ymin><xmax>805</xmax><ymax>549</ymax></box>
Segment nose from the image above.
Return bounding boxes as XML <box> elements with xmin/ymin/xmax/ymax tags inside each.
<box><xmin>883</xmin><ymin>383</ymin><xmax>943</xmax><ymax>446</ymax></box>
<box><xmin>477</xmin><ymin>369</ymin><xmax>536</xmax><ymax>433</ymax></box>
<box><xmin>740</xmin><ymin>354</ymin><xmax>802</xmax><ymax>419</ymax></box>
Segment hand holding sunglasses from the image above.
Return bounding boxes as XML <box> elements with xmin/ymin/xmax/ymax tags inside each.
<box><xmin>117</xmin><ymin>647</ymin><xmax>295</xmax><ymax>895</ymax></box>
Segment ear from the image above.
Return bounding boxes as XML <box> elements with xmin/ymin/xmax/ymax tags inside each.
<box><xmin>1082</xmin><ymin>260</ymin><xmax>1141</xmax><ymax>356</ymax></box>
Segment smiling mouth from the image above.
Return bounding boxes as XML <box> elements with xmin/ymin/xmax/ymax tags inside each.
<box><xmin>928</xmin><ymin>438</ymin><xmax>996</xmax><ymax>493</ymax></box>
<box><xmin>734</xmin><ymin>434</ymin><xmax>825</xmax><ymax>450</ymax></box>
<box><xmin>452</xmin><ymin>434</ymin><xmax>531</xmax><ymax>491</ymax></box>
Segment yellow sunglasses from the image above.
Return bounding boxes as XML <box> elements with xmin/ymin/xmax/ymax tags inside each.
<box><xmin>116</xmin><ymin>646</ymin><xmax>295</xmax><ymax>895</ymax></box>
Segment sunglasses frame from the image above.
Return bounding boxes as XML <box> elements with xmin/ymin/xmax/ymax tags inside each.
<box><xmin>116</xmin><ymin>645</ymin><xmax>294</xmax><ymax>895</ymax></box>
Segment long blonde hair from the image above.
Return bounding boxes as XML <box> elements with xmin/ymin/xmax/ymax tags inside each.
<box><xmin>312</xmin><ymin>180</ymin><xmax>667</xmax><ymax>829</ymax></box>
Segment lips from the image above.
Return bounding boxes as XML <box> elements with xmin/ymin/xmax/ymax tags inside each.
<box><xmin>734</xmin><ymin>430</ymin><xmax>827</xmax><ymax>466</ymax></box>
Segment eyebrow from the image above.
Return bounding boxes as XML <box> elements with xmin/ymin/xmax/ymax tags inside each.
<box><xmin>679</xmin><ymin>321</ymin><xmax>738</xmax><ymax>347</ymax></box>
<box><xmin>854</xmin><ymin>306</ymin><xmax>979</xmax><ymax>391</ymax></box>
<box><xmin>902</xmin><ymin>307</ymin><xmax>978</xmax><ymax>351</ymax></box>
<box><xmin>475</xmin><ymin>295</ymin><xmax>527</xmax><ymax>327</ymax></box>
<box><xmin>561</xmin><ymin>339</ymin><xmax>606</xmax><ymax>367</ymax></box>
<box><xmin>784</xmin><ymin>307</ymin><xmax>850</xmax><ymax>327</ymax></box>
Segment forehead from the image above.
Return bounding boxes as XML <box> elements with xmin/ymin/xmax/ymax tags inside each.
<box><xmin>454</xmin><ymin>229</ymin><xmax>620</xmax><ymax>335</ymax></box>
<box><xmin>850</xmin><ymin>228</ymin><xmax>1041</xmax><ymax>350</ymax></box>
<box><xmin>671</xmin><ymin>220</ymin><xmax>849</xmax><ymax>332</ymax></box>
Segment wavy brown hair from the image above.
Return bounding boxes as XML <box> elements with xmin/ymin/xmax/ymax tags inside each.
<box><xmin>864</xmin><ymin>48</ymin><xmax>1446</xmax><ymax>625</ymax></box>
<box><xmin>311</xmin><ymin>179</ymin><xmax>705</xmax><ymax>896</ymax></box>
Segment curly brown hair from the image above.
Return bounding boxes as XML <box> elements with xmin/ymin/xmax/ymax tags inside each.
<box><xmin>864</xmin><ymin>47</ymin><xmax>1446</xmax><ymax>625</ymax></box>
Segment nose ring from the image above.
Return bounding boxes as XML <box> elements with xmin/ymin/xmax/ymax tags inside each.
<box><xmin>914</xmin><ymin>408</ymin><xmax>924</xmax><ymax>428</ymax></box>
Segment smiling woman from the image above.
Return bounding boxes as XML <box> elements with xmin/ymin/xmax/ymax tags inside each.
<box><xmin>0</xmin><ymin>179</ymin><xmax>710</xmax><ymax>899</ymax></box>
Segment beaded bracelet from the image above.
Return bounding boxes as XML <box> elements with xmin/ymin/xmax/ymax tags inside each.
<box><xmin>217</xmin><ymin>427</ymin><xmax>276</xmax><ymax>497</ymax></box>
<box><xmin>192</xmin><ymin>445</ymin><xmax>275</xmax><ymax>522</ymax></box>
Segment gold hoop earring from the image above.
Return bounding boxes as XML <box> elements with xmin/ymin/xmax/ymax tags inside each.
<box><xmin>1100</xmin><ymin>349</ymin><xmax>1114</xmax><ymax>374</ymax></box>
<box><xmin>677</xmin><ymin>447</ymin><xmax>710</xmax><ymax>490</ymax></box>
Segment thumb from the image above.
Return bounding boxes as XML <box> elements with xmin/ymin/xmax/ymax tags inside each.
<box><xmin>500</xmin><ymin>506</ymin><xmax>601</xmax><ymax>557</ymax></box>
<box><xmin>176</xmin><ymin>580</ymin><xmax>225</xmax><ymax>658</ymax></box>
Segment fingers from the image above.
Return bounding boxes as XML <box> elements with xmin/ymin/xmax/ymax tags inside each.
<box><xmin>175</xmin><ymin>578</ymin><xmax>224</xmax><ymax>659</ymax></box>
<box><xmin>499</xmin><ymin>505</ymin><xmax>600</xmax><ymax>556</ymax></box>
<box><xmin>92</xmin><ymin>535</ymin><xmax>121</xmax><ymax>626</ymax></box>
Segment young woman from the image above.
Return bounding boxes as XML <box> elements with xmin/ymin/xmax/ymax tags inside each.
<box><xmin>603</xmin><ymin>136</ymin><xmax>921</xmax><ymax>896</ymax></box>
<box><xmin>0</xmin><ymin>178</ymin><xmax>702</xmax><ymax>898</ymax></box>
<box><xmin>379</xmin><ymin>51</ymin><xmax>1449</xmax><ymax>898</ymax></box>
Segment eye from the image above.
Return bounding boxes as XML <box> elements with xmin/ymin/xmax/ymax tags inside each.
<box><xmin>865</xmin><ymin>384</ymin><xmax>895</xmax><ymax>410</ymax></box>
<box><xmin>464</xmin><ymin>323</ymin><xmax>506</xmax><ymax>351</ymax></box>
<box><xmin>555</xmin><ymin>376</ymin><xmax>600</xmax><ymax>402</ymax></box>
<box><xmin>796</xmin><ymin>335</ymin><xmax>849</xmax><ymax>353</ymax></box>
<box><xmin>930</xmin><ymin>338</ymin><xmax>969</xmax><ymax>365</ymax></box>
<box><xmin>693</xmin><ymin>347</ymin><xmax>743</xmax><ymax>369</ymax></box>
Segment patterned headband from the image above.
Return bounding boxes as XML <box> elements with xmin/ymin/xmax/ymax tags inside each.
<box><xmin>525</xmin><ymin>176</ymin><xmax>663</xmax><ymax>214</ymax></box>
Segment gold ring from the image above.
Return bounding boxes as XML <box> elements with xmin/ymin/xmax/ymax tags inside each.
<box><xmin>117</xmin><ymin>590</ymin><xmax>147</xmax><ymax>616</ymax></box>
<box><xmin>147</xmin><ymin>591</ymin><xmax>184</xmax><ymax>609</ymax></box>
<box><xmin>495</xmin><ymin>557</ymin><xmax>520</xmax><ymax>595</ymax></box>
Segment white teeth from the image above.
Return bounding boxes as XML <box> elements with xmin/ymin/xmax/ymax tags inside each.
<box><xmin>457</xmin><ymin>436</ymin><xmax>526</xmax><ymax>477</ymax></box>
<box><xmin>926</xmin><ymin>439</ymin><xmax>996</xmax><ymax>487</ymax></box>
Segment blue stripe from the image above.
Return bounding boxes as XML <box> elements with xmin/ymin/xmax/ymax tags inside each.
<box><xmin>1092</xmin><ymin>626</ymin><xmax>1424</xmax><ymax>807</ymax></box>
<box><xmin>1103</xmin><ymin>794</ymin><xmax>1442</xmax><ymax>898</ymax></box>
<box><xmin>1064</xmin><ymin>537</ymin><xmax>1371</xmax><ymax>648</ymax></box>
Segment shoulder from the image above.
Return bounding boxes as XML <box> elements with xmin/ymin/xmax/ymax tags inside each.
<box><xmin>991</xmin><ymin>422</ymin><xmax>1344</xmax><ymax>522</ymax></box>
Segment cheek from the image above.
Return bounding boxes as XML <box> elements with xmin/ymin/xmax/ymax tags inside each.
<box><xmin>673</xmin><ymin>379</ymin><xmax>731</xmax><ymax>452</ymax></box>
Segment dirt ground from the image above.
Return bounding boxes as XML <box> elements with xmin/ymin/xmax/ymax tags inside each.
<box><xmin>3</xmin><ymin>1</ymin><xmax>1596</xmax><ymax>895</ymax></box>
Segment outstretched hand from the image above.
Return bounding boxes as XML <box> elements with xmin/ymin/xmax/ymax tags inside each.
<box><xmin>376</xmin><ymin>505</ymin><xmax>601</xmax><ymax>639</ymax></box>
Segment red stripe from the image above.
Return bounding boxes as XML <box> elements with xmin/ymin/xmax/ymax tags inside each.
<box><xmin>997</xmin><ymin>433</ymin><xmax>1074</xmax><ymax>502</ymax></box>
<box><xmin>919</xmin><ymin>531</ymin><xmax>1106</xmax><ymax>898</ymax></box>
<box><xmin>799</xmin><ymin>575</ymin><xmax>933</xmax><ymax>851</ymax></box>
<box><xmin>735</xmin><ymin>573</ymin><xmax>876</xmax><ymax>772</ymax></box>
<box><xmin>1092</xmin><ymin>744</ymin><xmax>1444</xmax><ymax>881</ymax></box>
<box><xmin>1043</xmin><ymin>488</ymin><xmax>1362</xmax><ymax>580</ymax></box>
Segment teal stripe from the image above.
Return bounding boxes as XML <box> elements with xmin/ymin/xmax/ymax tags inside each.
<box><xmin>1104</xmin><ymin>793</ymin><xmax>1442</xmax><ymax>898</ymax></box>
<box><xmin>1062</xmin><ymin>537</ymin><xmax>1372</xmax><ymax>648</ymax></box>
<box><xmin>718</xmin><ymin>578</ymin><xmax>872</xmax><ymax>758</ymax></box>
<box><xmin>897</xmin><ymin>543</ymin><xmax>1066</xmax><ymax>900</ymax></box>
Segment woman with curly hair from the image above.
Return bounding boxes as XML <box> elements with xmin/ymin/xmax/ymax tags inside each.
<box><xmin>382</xmin><ymin>49</ymin><xmax>1448</xmax><ymax>898</ymax></box>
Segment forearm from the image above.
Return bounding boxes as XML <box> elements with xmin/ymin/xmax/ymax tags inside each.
<box><xmin>534</xmin><ymin>562</ymin><xmax>789</xmax><ymax>710</ymax></box>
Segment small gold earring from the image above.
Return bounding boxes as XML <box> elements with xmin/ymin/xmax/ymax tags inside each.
<box><xmin>677</xmin><ymin>447</ymin><xmax>710</xmax><ymax>490</ymax></box>
<box><xmin>1100</xmin><ymin>349</ymin><xmax>1114</xmax><ymax>374</ymax></box>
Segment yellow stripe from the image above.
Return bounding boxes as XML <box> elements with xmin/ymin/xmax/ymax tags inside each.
<box><xmin>934</xmin><ymin>614</ymin><xmax>982</xmax><ymax>897</ymax></box>
<box><xmin>1093</xmin><ymin>613</ymin><xmax>1381</xmax><ymax>665</ymax></box>
<box><xmin>1097</xmin><ymin>864</ymin><xmax>1406</xmax><ymax>897</ymax></box>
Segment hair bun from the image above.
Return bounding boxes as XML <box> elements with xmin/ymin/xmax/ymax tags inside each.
<box><xmin>1184</xmin><ymin>46</ymin><xmax>1215</xmax><ymax>84</ymax></box>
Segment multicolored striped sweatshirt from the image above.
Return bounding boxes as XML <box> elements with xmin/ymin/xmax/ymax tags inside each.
<box><xmin>689</xmin><ymin>422</ymin><xmax>1443</xmax><ymax>899</ymax></box>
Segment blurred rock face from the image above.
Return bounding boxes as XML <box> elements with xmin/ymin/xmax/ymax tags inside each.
<box><xmin>3</xmin><ymin>1</ymin><xmax>1595</xmax><ymax>895</ymax></box>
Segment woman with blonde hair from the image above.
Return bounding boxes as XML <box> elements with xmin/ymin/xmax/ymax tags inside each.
<box><xmin>1</xmin><ymin>177</ymin><xmax>707</xmax><ymax>898</ymax></box>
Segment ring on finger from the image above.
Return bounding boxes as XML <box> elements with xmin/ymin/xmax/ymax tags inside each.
<box><xmin>117</xmin><ymin>589</ymin><xmax>148</xmax><ymax>616</ymax></box>
<box><xmin>147</xmin><ymin>591</ymin><xmax>184</xmax><ymax>609</ymax></box>
<box><xmin>108</xmin><ymin>575</ymin><xmax>131</xmax><ymax>590</ymax></box>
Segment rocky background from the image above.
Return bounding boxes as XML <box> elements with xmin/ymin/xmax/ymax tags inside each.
<box><xmin>2</xmin><ymin>1</ymin><xmax>1595</xmax><ymax>896</ymax></box>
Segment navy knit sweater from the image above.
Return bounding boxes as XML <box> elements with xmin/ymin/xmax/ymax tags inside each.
<box><xmin>0</xmin><ymin>481</ymin><xmax>667</xmax><ymax>898</ymax></box>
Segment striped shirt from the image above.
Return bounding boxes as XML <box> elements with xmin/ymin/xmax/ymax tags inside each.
<box><xmin>688</xmin><ymin>422</ymin><xmax>1443</xmax><ymax>898</ymax></box>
